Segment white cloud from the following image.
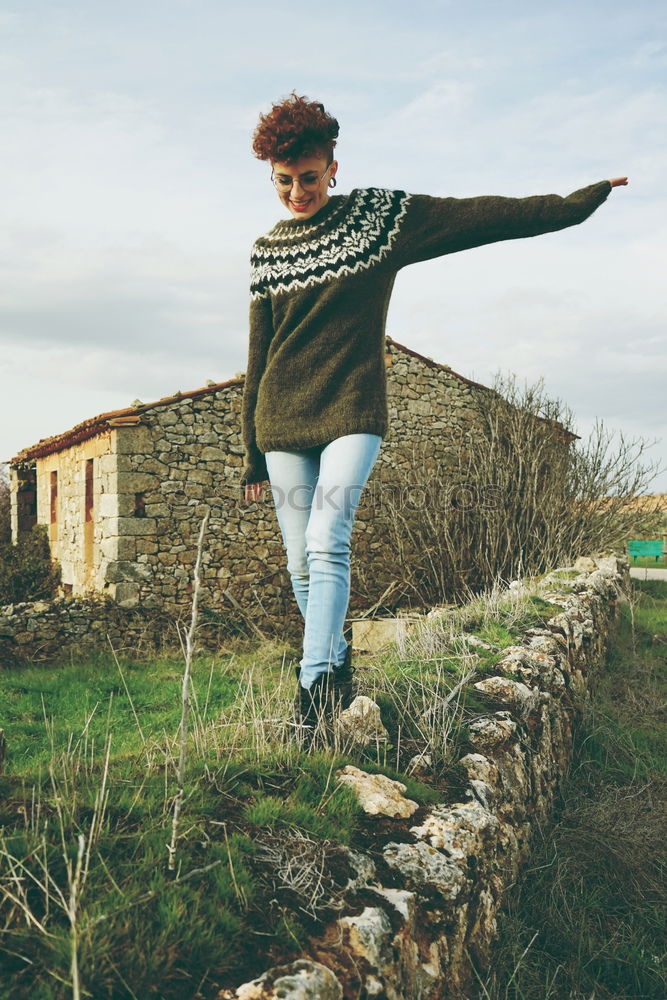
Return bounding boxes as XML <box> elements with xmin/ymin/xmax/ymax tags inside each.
<box><xmin>629</xmin><ymin>39</ymin><xmax>667</xmax><ymax>67</ymax></box>
<box><xmin>396</xmin><ymin>79</ymin><xmax>475</xmax><ymax>120</ymax></box>
<box><xmin>1</xmin><ymin>0</ymin><xmax>665</xmax><ymax>492</ymax></box>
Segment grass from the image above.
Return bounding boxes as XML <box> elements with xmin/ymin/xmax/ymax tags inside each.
<box><xmin>0</xmin><ymin>633</ymin><xmax>446</xmax><ymax>999</ymax></box>
<box><xmin>0</xmin><ymin>745</ymin><xmax>369</xmax><ymax>998</ymax></box>
<box><xmin>0</xmin><ymin>650</ymin><xmax>240</xmax><ymax>773</ymax></box>
<box><xmin>629</xmin><ymin>554</ymin><xmax>667</xmax><ymax>568</ymax></box>
<box><xmin>472</xmin><ymin>578</ymin><xmax>667</xmax><ymax>1000</ymax></box>
<box><xmin>2</xmin><ymin>569</ymin><xmax>658</xmax><ymax>998</ymax></box>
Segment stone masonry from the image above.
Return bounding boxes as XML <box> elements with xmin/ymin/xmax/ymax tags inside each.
<box><xmin>8</xmin><ymin>337</ymin><xmax>575</xmax><ymax>640</ymax></box>
<box><xmin>217</xmin><ymin>554</ymin><xmax>630</xmax><ymax>1000</ymax></box>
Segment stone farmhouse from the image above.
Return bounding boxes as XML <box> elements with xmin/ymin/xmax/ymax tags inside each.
<box><xmin>8</xmin><ymin>337</ymin><xmax>574</xmax><ymax>635</ymax></box>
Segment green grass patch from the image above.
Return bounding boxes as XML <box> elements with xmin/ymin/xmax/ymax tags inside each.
<box><xmin>628</xmin><ymin>554</ymin><xmax>667</xmax><ymax>568</ymax></box>
<box><xmin>0</xmin><ymin>747</ymin><xmax>365</xmax><ymax>997</ymax></box>
<box><xmin>0</xmin><ymin>623</ymin><xmax>463</xmax><ymax>997</ymax></box>
<box><xmin>525</xmin><ymin>594</ymin><xmax>566</xmax><ymax>619</ymax></box>
<box><xmin>0</xmin><ymin>650</ymin><xmax>240</xmax><ymax>774</ymax></box>
<box><xmin>477</xmin><ymin>577</ymin><xmax>667</xmax><ymax>999</ymax></box>
<box><xmin>459</xmin><ymin>594</ymin><xmax>565</xmax><ymax>641</ymax></box>
<box><xmin>242</xmin><ymin>760</ymin><xmax>363</xmax><ymax>844</ymax></box>
<box><xmin>469</xmin><ymin>621</ymin><xmax>517</xmax><ymax>647</ymax></box>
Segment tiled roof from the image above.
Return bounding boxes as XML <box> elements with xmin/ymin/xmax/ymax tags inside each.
<box><xmin>9</xmin><ymin>376</ymin><xmax>244</xmax><ymax>466</ymax></box>
<box><xmin>8</xmin><ymin>337</ymin><xmax>576</xmax><ymax>466</ymax></box>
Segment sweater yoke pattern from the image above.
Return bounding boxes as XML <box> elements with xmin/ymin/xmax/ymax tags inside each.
<box><xmin>250</xmin><ymin>187</ymin><xmax>411</xmax><ymax>300</ymax></box>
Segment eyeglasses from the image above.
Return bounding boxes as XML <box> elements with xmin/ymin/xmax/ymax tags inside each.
<box><xmin>271</xmin><ymin>163</ymin><xmax>332</xmax><ymax>192</ymax></box>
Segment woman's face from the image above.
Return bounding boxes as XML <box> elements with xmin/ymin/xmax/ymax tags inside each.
<box><xmin>271</xmin><ymin>153</ymin><xmax>338</xmax><ymax>221</ymax></box>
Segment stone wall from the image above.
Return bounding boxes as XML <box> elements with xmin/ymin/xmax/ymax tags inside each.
<box><xmin>217</xmin><ymin>554</ymin><xmax>629</xmax><ymax>1000</ymax></box>
<box><xmin>0</xmin><ymin>596</ymin><xmax>180</xmax><ymax>666</ymax></box>
<box><xmin>103</xmin><ymin>386</ymin><xmax>275</xmax><ymax>615</ymax></box>
<box><xmin>0</xmin><ymin>588</ymin><xmax>270</xmax><ymax>666</ymax></box>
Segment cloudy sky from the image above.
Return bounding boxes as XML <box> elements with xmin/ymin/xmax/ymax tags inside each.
<box><xmin>2</xmin><ymin>0</ymin><xmax>665</xmax><ymax>491</ymax></box>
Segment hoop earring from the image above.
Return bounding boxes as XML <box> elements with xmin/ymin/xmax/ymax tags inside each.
<box><xmin>328</xmin><ymin>176</ymin><xmax>337</xmax><ymax>189</ymax></box>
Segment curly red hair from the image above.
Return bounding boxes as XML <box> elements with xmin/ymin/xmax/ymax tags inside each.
<box><xmin>252</xmin><ymin>92</ymin><xmax>339</xmax><ymax>164</ymax></box>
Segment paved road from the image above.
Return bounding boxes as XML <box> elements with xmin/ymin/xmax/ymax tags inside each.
<box><xmin>629</xmin><ymin>566</ymin><xmax>667</xmax><ymax>581</ymax></box>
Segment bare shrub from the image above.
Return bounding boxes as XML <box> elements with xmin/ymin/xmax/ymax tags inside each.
<box><xmin>0</xmin><ymin>523</ymin><xmax>61</xmax><ymax>604</ymax></box>
<box><xmin>0</xmin><ymin>463</ymin><xmax>62</xmax><ymax>604</ymax></box>
<box><xmin>252</xmin><ymin>829</ymin><xmax>347</xmax><ymax>922</ymax></box>
<box><xmin>168</xmin><ymin>509</ymin><xmax>209</xmax><ymax>874</ymax></box>
<box><xmin>365</xmin><ymin>374</ymin><xmax>663</xmax><ymax>608</ymax></box>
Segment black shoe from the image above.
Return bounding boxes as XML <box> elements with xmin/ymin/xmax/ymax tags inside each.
<box><xmin>296</xmin><ymin>647</ymin><xmax>354</xmax><ymax>730</ymax></box>
<box><xmin>295</xmin><ymin>673</ymin><xmax>334</xmax><ymax>746</ymax></box>
<box><xmin>299</xmin><ymin>675</ymin><xmax>324</xmax><ymax>727</ymax></box>
<box><xmin>332</xmin><ymin>643</ymin><xmax>355</xmax><ymax>710</ymax></box>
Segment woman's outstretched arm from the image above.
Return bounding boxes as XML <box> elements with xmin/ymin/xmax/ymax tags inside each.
<box><xmin>391</xmin><ymin>177</ymin><xmax>628</xmax><ymax>268</ymax></box>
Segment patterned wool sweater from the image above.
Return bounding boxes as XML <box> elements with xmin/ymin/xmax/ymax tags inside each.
<box><xmin>240</xmin><ymin>180</ymin><xmax>612</xmax><ymax>485</ymax></box>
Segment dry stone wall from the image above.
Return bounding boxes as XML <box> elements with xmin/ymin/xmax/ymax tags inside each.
<box><xmin>217</xmin><ymin>554</ymin><xmax>629</xmax><ymax>1000</ymax></box>
<box><xmin>0</xmin><ymin>597</ymin><xmax>180</xmax><ymax>666</ymax></box>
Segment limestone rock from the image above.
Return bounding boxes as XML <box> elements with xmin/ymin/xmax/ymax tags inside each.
<box><xmin>368</xmin><ymin>886</ymin><xmax>416</xmax><ymax>922</ymax></box>
<box><xmin>472</xmin><ymin>676</ymin><xmax>539</xmax><ymax>719</ymax></box>
<box><xmin>352</xmin><ymin>617</ymin><xmax>422</xmax><ymax>653</ymax></box>
<box><xmin>337</xmin><ymin>765</ymin><xmax>419</xmax><ymax>818</ymax></box>
<box><xmin>574</xmin><ymin>555</ymin><xmax>597</xmax><ymax>572</ymax></box>
<box><xmin>593</xmin><ymin>555</ymin><xmax>623</xmax><ymax>575</ymax></box>
<box><xmin>457</xmin><ymin>752</ymin><xmax>500</xmax><ymax>789</ymax></box>
<box><xmin>406</xmin><ymin>751</ymin><xmax>432</xmax><ymax>777</ymax></box>
<box><xmin>335</xmin><ymin>696</ymin><xmax>388</xmax><ymax>746</ymax></box>
<box><xmin>339</xmin><ymin>847</ymin><xmax>377</xmax><ymax>891</ymax></box>
<box><xmin>586</xmin><ymin>569</ymin><xmax>622</xmax><ymax>599</ymax></box>
<box><xmin>466</xmin><ymin>711</ymin><xmax>518</xmax><ymax>752</ymax></box>
<box><xmin>339</xmin><ymin>906</ymin><xmax>393</xmax><ymax>968</ymax></box>
<box><xmin>497</xmin><ymin>645</ymin><xmax>567</xmax><ymax>699</ymax></box>
<box><xmin>223</xmin><ymin>960</ymin><xmax>342</xmax><ymax>1000</ymax></box>
<box><xmin>113</xmin><ymin>582</ymin><xmax>141</xmax><ymax>609</ymax></box>
<box><xmin>383</xmin><ymin>841</ymin><xmax>465</xmax><ymax>903</ymax></box>
<box><xmin>523</xmin><ymin>631</ymin><xmax>566</xmax><ymax>658</ymax></box>
<box><xmin>465</xmin><ymin>779</ymin><xmax>496</xmax><ymax>811</ymax></box>
<box><xmin>538</xmin><ymin>590</ymin><xmax>573</xmax><ymax>609</ymax></box>
<box><xmin>546</xmin><ymin>612</ymin><xmax>586</xmax><ymax>655</ymax></box>
<box><xmin>410</xmin><ymin>800</ymin><xmax>499</xmax><ymax>860</ymax></box>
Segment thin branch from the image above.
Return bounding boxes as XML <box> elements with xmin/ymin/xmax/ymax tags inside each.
<box><xmin>167</xmin><ymin>509</ymin><xmax>209</xmax><ymax>875</ymax></box>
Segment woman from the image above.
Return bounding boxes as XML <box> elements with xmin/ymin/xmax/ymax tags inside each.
<box><xmin>240</xmin><ymin>92</ymin><xmax>627</xmax><ymax>739</ymax></box>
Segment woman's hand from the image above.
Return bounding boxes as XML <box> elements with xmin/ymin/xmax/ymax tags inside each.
<box><xmin>245</xmin><ymin>480</ymin><xmax>268</xmax><ymax>502</ymax></box>
<box><xmin>609</xmin><ymin>177</ymin><xmax>628</xmax><ymax>187</ymax></box>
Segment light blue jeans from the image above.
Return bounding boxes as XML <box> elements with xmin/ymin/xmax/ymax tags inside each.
<box><xmin>265</xmin><ymin>433</ymin><xmax>382</xmax><ymax>689</ymax></box>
